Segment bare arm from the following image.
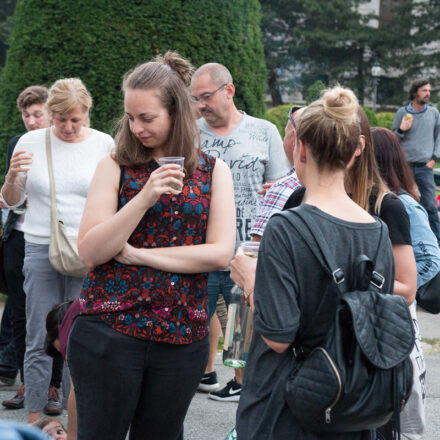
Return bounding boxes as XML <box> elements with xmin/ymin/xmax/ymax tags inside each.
<box><xmin>114</xmin><ymin>159</ymin><xmax>236</xmax><ymax>273</ymax></box>
<box><xmin>392</xmin><ymin>244</ymin><xmax>417</xmax><ymax>305</ymax></box>
<box><xmin>78</xmin><ymin>155</ymin><xmax>185</xmax><ymax>268</ymax></box>
<box><xmin>262</xmin><ymin>335</ymin><xmax>290</xmax><ymax>354</ymax></box>
<box><xmin>0</xmin><ymin>150</ymin><xmax>32</xmax><ymax>207</ymax></box>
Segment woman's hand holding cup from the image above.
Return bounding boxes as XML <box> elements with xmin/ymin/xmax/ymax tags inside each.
<box><xmin>6</xmin><ymin>150</ymin><xmax>33</xmax><ymax>184</ymax></box>
<box><xmin>140</xmin><ymin>160</ymin><xmax>185</xmax><ymax>208</ymax></box>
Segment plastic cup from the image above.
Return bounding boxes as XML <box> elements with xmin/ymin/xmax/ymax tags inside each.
<box><xmin>158</xmin><ymin>156</ymin><xmax>185</xmax><ymax>192</ymax></box>
<box><xmin>241</xmin><ymin>241</ymin><xmax>260</xmax><ymax>258</ymax></box>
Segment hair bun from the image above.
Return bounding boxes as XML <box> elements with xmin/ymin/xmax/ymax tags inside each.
<box><xmin>155</xmin><ymin>51</ymin><xmax>194</xmax><ymax>86</ymax></box>
<box><xmin>322</xmin><ymin>86</ymin><xmax>359</xmax><ymax>123</ymax></box>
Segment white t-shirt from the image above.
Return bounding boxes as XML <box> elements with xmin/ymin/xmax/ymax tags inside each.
<box><xmin>198</xmin><ymin>113</ymin><xmax>288</xmax><ymax>243</ymax></box>
<box><xmin>11</xmin><ymin>127</ymin><xmax>114</xmax><ymax>244</ymax></box>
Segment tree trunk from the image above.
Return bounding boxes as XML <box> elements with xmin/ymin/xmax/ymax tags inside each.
<box><xmin>268</xmin><ymin>70</ymin><xmax>283</xmax><ymax>107</ymax></box>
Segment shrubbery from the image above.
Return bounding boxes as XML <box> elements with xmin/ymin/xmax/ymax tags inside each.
<box><xmin>0</xmin><ymin>0</ymin><xmax>267</xmax><ymax>170</ymax></box>
<box><xmin>265</xmin><ymin>104</ymin><xmax>397</xmax><ymax>137</ymax></box>
<box><xmin>265</xmin><ymin>104</ymin><xmax>292</xmax><ymax>137</ymax></box>
<box><xmin>375</xmin><ymin>112</ymin><xmax>395</xmax><ymax>129</ymax></box>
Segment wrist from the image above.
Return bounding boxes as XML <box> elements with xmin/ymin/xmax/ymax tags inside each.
<box><xmin>5</xmin><ymin>174</ymin><xmax>18</xmax><ymax>186</ymax></box>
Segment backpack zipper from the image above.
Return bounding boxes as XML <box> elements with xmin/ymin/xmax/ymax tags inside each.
<box><xmin>316</xmin><ymin>347</ymin><xmax>342</xmax><ymax>423</ymax></box>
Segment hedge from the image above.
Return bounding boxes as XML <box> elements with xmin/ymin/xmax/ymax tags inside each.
<box><xmin>264</xmin><ymin>105</ymin><xmax>398</xmax><ymax>138</ymax></box>
<box><xmin>375</xmin><ymin>112</ymin><xmax>395</xmax><ymax>130</ymax></box>
<box><xmin>265</xmin><ymin>104</ymin><xmax>294</xmax><ymax>138</ymax></box>
<box><xmin>0</xmin><ymin>0</ymin><xmax>267</xmax><ymax>170</ymax></box>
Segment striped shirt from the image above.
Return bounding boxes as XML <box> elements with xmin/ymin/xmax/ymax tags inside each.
<box><xmin>251</xmin><ymin>168</ymin><xmax>301</xmax><ymax>237</ymax></box>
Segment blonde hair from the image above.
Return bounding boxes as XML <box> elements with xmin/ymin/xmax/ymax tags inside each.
<box><xmin>46</xmin><ymin>78</ymin><xmax>92</xmax><ymax>124</ymax></box>
<box><xmin>297</xmin><ymin>86</ymin><xmax>361</xmax><ymax>170</ymax></box>
<box><xmin>113</xmin><ymin>51</ymin><xmax>200</xmax><ymax>173</ymax></box>
<box><xmin>345</xmin><ymin>107</ymin><xmax>389</xmax><ymax>213</ymax></box>
<box><xmin>33</xmin><ymin>416</ymin><xmax>67</xmax><ymax>432</ymax></box>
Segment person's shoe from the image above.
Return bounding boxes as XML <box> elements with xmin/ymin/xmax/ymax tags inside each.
<box><xmin>208</xmin><ymin>378</ymin><xmax>241</xmax><ymax>402</ymax></box>
<box><xmin>2</xmin><ymin>384</ymin><xmax>25</xmax><ymax>409</ymax></box>
<box><xmin>43</xmin><ymin>386</ymin><xmax>62</xmax><ymax>415</ymax></box>
<box><xmin>197</xmin><ymin>371</ymin><xmax>220</xmax><ymax>392</ymax></box>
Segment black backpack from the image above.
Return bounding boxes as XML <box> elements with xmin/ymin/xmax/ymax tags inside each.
<box><xmin>284</xmin><ymin>209</ymin><xmax>414</xmax><ymax>436</ymax></box>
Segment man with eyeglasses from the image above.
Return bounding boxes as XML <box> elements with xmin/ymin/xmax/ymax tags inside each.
<box><xmin>190</xmin><ymin>63</ymin><xmax>288</xmax><ymax>402</ymax></box>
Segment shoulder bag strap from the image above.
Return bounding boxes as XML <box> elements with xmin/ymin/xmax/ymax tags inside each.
<box><xmin>45</xmin><ymin>128</ymin><xmax>61</xmax><ymax>225</ymax></box>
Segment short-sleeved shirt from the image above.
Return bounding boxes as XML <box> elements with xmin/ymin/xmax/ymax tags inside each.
<box><xmin>198</xmin><ymin>113</ymin><xmax>288</xmax><ymax>244</ymax></box>
<box><xmin>80</xmin><ymin>153</ymin><xmax>216</xmax><ymax>345</ymax></box>
<box><xmin>236</xmin><ymin>204</ymin><xmax>394</xmax><ymax>439</ymax></box>
<box><xmin>251</xmin><ymin>167</ymin><xmax>301</xmax><ymax>237</ymax></box>
<box><xmin>369</xmin><ymin>192</ymin><xmax>411</xmax><ymax>245</ymax></box>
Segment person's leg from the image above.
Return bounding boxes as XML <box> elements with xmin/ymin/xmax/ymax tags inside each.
<box><xmin>3</xmin><ymin>230</ymin><xmax>26</xmax><ymax>385</ymax></box>
<box><xmin>68</xmin><ymin>315</ymin><xmax>146</xmax><ymax>440</ymax></box>
<box><xmin>209</xmin><ymin>272</ymin><xmax>243</xmax><ymax>401</ymax></box>
<box><xmin>23</xmin><ymin>243</ymin><xmax>63</xmax><ymax>422</ymax></box>
<box><xmin>0</xmin><ymin>298</ymin><xmax>14</xmax><ymax>348</ymax></box>
<box><xmin>129</xmin><ymin>338</ymin><xmax>209</xmax><ymax>440</ymax></box>
<box><xmin>413</xmin><ymin>166</ymin><xmax>440</xmax><ymax>241</ymax></box>
<box><xmin>198</xmin><ymin>272</ymin><xmax>221</xmax><ymax>392</ymax></box>
<box><xmin>216</xmin><ymin>294</ymin><xmax>229</xmax><ymax>336</ymax></box>
<box><xmin>67</xmin><ymin>376</ymin><xmax>77</xmax><ymax>440</ymax></box>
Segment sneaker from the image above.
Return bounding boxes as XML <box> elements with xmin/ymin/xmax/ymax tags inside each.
<box><xmin>197</xmin><ymin>371</ymin><xmax>220</xmax><ymax>392</ymax></box>
<box><xmin>208</xmin><ymin>378</ymin><xmax>241</xmax><ymax>402</ymax></box>
<box><xmin>2</xmin><ymin>384</ymin><xmax>25</xmax><ymax>409</ymax></box>
<box><xmin>43</xmin><ymin>386</ymin><xmax>62</xmax><ymax>415</ymax></box>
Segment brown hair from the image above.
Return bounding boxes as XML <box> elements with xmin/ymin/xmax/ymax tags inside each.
<box><xmin>345</xmin><ymin>107</ymin><xmax>389</xmax><ymax>213</ymax></box>
<box><xmin>297</xmin><ymin>86</ymin><xmax>361</xmax><ymax>171</ymax></box>
<box><xmin>33</xmin><ymin>416</ymin><xmax>67</xmax><ymax>432</ymax></box>
<box><xmin>16</xmin><ymin>86</ymin><xmax>49</xmax><ymax>111</ymax></box>
<box><xmin>113</xmin><ymin>51</ymin><xmax>200</xmax><ymax>173</ymax></box>
<box><xmin>408</xmin><ymin>78</ymin><xmax>429</xmax><ymax>101</ymax></box>
<box><xmin>372</xmin><ymin>127</ymin><xmax>419</xmax><ymax>202</ymax></box>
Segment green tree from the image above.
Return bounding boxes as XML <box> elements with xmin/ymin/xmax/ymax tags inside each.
<box><xmin>0</xmin><ymin>0</ymin><xmax>266</xmax><ymax>169</ymax></box>
<box><xmin>260</xmin><ymin>0</ymin><xmax>377</xmax><ymax>105</ymax></box>
<box><xmin>0</xmin><ymin>0</ymin><xmax>16</xmax><ymax>68</ymax></box>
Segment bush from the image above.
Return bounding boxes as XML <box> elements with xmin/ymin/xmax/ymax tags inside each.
<box><xmin>361</xmin><ymin>106</ymin><xmax>377</xmax><ymax>126</ymax></box>
<box><xmin>375</xmin><ymin>112</ymin><xmax>396</xmax><ymax>129</ymax></box>
<box><xmin>0</xmin><ymin>0</ymin><xmax>267</xmax><ymax>172</ymax></box>
<box><xmin>264</xmin><ymin>104</ymin><xmax>292</xmax><ymax>137</ymax></box>
<box><xmin>306</xmin><ymin>80</ymin><xmax>326</xmax><ymax>105</ymax></box>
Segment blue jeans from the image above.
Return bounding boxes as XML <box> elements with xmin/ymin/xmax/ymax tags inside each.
<box><xmin>412</xmin><ymin>165</ymin><xmax>440</xmax><ymax>242</ymax></box>
<box><xmin>207</xmin><ymin>271</ymin><xmax>234</xmax><ymax>321</ymax></box>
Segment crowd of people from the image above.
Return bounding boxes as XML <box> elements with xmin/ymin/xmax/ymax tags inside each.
<box><xmin>0</xmin><ymin>51</ymin><xmax>438</xmax><ymax>440</ymax></box>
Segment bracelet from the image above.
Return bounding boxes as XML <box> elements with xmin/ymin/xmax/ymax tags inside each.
<box><xmin>4</xmin><ymin>177</ymin><xmax>17</xmax><ymax>186</ymax></box>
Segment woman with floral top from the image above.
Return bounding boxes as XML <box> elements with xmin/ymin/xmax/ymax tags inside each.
<box><xmin>67</xmin><ymin>52</ymin><xmax>235</xmax><ymax>440</ymax></box>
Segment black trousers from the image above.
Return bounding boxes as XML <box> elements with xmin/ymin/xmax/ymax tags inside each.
<box><xmin>68</xmin><ymin>315</ymin><xmax>209</xmax><ymax>440</ymax></box>
<box><xmin>3</xmin><ymin>230</ymin><xmax>63</xmax><ymax>386</ymax></box>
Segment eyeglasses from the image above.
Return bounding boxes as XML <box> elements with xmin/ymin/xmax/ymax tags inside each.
<box><xmin>191</xmin><ymin>84</ymin><xmax>227</xmax><ymax>104</ymax></box>
<box><xmin>288</xmin><ymin>105</ymin><xmax>304</xmax><ymax>130</ymax></box>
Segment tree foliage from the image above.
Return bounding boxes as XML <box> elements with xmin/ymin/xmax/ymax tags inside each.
<box><xmin>260</xmin><ymin>0</ymin><xmax>377</xmax><ymax>104</ymax></box>
<box><xmin>0</xmin><ymin>0</ymin><xmax>267</xmax><ymax>169</ymax></box>
<box><xmin>0</xmin><ymin>0</ymin><xmax>16</xmax><ymax>68</ymax></box>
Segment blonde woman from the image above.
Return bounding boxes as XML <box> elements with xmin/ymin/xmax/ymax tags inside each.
<box><xmin>236</xmin><ymin>87</ymin><xmax>395</xmax><ymax>439</ymax></box>
<box><xmin>1</xmin><ymin>78</ymin><xmax>114</xmax><ymax>423</ymax></box>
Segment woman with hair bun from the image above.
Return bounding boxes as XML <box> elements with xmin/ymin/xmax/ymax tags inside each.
<box><xmin>68</xmin><ymin>52</ymin><xmax>235</xmax><ymax>439</ymax></box>
<box><xmin>236</xmin><ymin>87</ymin><xmax>394</xmax><ymax>439</ymax></box>
<box><xmin>1</xmin><ymin>78</ymin><xmax>114</xmax><ymax>423</ymax></box>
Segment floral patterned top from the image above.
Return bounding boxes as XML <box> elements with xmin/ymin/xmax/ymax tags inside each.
<box><xmin>79</xmin><ymin>153</ymin><xmax>216</xmax><ymax>344</ymax></box>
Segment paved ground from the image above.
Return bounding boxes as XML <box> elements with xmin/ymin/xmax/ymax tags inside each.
<box><xmin>0</xmin><ymin>307</ymin><xmax>438</xmax><ymax>439</ymax></box>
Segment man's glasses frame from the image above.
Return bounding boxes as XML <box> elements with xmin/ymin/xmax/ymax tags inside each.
<box><xmin>191</xmin><ymin>83</ymin><xmax>227</xmax><ymax>104</ymax></box>
<box><xmin>288</xmin><ymin>105</ymin><xmax>304</xmax><ymax>130</ymax></box>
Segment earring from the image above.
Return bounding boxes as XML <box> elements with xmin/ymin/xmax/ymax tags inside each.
<box><xmin>300</xmin><ymin>157</ymin><xmax>306</xmax><ymax>163</ymax></box>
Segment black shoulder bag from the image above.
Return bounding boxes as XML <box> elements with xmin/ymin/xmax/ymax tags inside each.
<box><xmin>284</xmin><ymin>209</ymin><xmax>414</xmax><ymax>437</ymax></box>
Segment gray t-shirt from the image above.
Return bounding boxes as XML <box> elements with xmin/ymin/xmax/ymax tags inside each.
<box><xmin>198</xmin><ymin>113</ymin><xmax>288</xmax><ymax>244</ymax></box>
<box><xmin>236</xmin><ymin>204</ymin><xmax>394</xmax><ymax>440</ymax></box>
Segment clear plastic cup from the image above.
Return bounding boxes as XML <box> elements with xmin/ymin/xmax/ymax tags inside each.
<box><xmin>158</xmin><ymin>156</ymin><xmax>185</xmax><ymax>192</ymax></box>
